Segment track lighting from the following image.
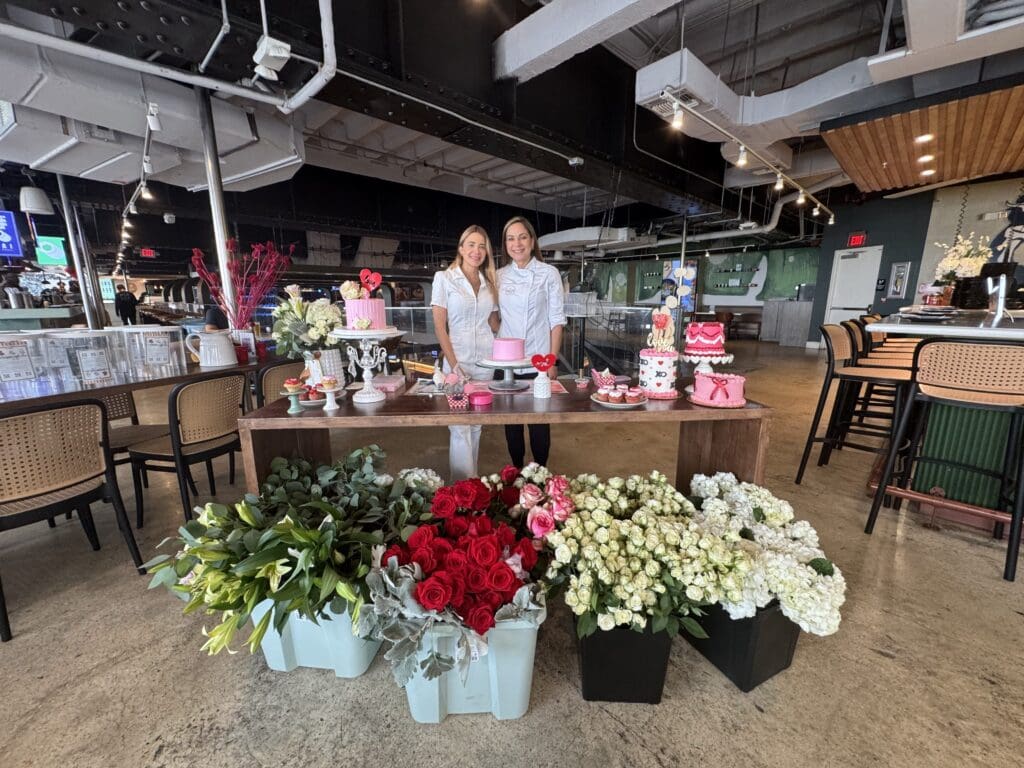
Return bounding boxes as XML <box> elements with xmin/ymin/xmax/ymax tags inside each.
<box><xmin>671</xmin><ymin>104</ymin><xmax>684</xmax><ymax>131</ymax></box>
<box><xmin>146</xmin><ymin>103</ymin><xmax>162</xmax><ymax>132</ymax></box>
<box><xmin>128</xmin><ymin>202</ymin><xmax>138</xmax><ymax>215</ymax></box>
<box><xmin>140</xmin><ymin>183</ymin><xmax>153</xmax><ymax>200</ymax></box>
<box><xmin>142</xmin><ymin>156</ymin><xmax>153</xmax><ymax>174</ymax></box>
<box><xmin>812</xmin><ymin>205</ymin><xmax>820</xmax><ymax>217</ymax></box>
<box><xmin>736</xmin><ymin>145</ymin><xmax>748</xmax><ymax>168</ymax></box>
<box><xmin>774</xmin><ymin>173</ymin><xmax>784</xmax><ymax>191</ymax></box>
<box><xmin>796</xmin><ymin>190</ymin><xmax>806</xmax><ymax>205</ymax></box>
<box><xmin>122</xmin><ymin>219</ymin><xmax>132</xmax><ymax>228</ymax></box>
<box><xmin>828</xmin><ymin>214</ymin><xmax>836</xmax><ymax>225</ymax></box>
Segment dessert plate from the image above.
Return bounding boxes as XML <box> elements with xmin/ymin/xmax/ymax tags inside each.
<box><xmin>299</xmin><ymin>398</ymin><xmax>327</xmax><ymax>408</ymax></box>
<box><xmin>591</xmin><ymin>394</ymin><xmax>647</xmax><ymax>409</ymax></box>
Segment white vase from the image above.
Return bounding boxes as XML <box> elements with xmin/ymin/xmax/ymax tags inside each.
<box><xmin>533</xmin><ymin>374</ymin><xmax>551</xmax><ymax>399</ymax></box>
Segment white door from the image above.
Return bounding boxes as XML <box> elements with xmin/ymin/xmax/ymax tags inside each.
<box><xmin>824</xmin><ymin>246</ymin><xmax>884</xmax><ymax>325</ymax></box>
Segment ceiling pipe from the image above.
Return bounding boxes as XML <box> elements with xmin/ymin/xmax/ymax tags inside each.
<box><xmin>279</xmin><ymin>0</ymin><xmax>336</xmax><ymax>114</ymax></box>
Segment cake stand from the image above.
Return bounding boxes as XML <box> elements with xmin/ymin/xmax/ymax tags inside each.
<box><xmin>477</xmin><ymin>358</ymin><xmax>532</xmax><ymax>392</ymax></box>
<box><xmin>680</xmin><ymin>352</ymin><xmax>734</xmax><ymax>395</ymax></box>
<box><xmin>328</xmin><ymin>327</ymin><xmax>405</xmax><ymax>403</ymax></box>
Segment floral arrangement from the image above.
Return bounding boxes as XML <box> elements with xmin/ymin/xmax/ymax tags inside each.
<box><xmin>689</xmin><ymin>472</ymin><xmax>846</xmax><ymax>636</ymax></box>
<box><xmin>542</xmin><ymin>471</ymin><xmax>748</xmax><ymax>638</ymax></box>
<box><xmin>271</xmin><ymin>284</ymin><xmax>344</xmax><ymax>358</ymax></box>
<box><xmin>932</xmin><ymin>232</ymin><xmax>991</xmax><ymax>285</ymax></box>
<box><xmin>357</xmin><ymin>477</ymin><xmax>545</xmax><ymax>685</ymax></box>
<box><xmin>191</xmin><ymin>240</ymin><xmax>292</xmax><ymax>329</ymax></box>
<box><xmin>340</xmin><ymin>280</ymin><xmax>368</xmax><ymax>300</ymax></box>
<box><xmin>480</xmin><ymin>462</ymin><xmax>575</xmax><ymax>540</ymax></box>
<box><xmin>144</xmin><ymin>448</ymin><xmax>438</xmax><ymax>655</ymax></box>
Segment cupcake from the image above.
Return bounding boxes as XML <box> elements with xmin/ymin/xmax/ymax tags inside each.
<box><xmin>320</xmin><ymin>376</ymin><xmax>338</xmax><ymax>389</ymax></box>
<box><xmin>607</xmin><ymin>389</ymin><xmax>624</xmax><ymax>403</ymax></box>
<box><xmin>594</xmin><ymin>387</ymin><xmax>610</xmax><ymax>402</ymax></box>
<box><xmin>283</xmin><ymin>377</ymin><xmax>304</xmax><ymax>393</ymax></box>
<box><xmin>616</xmin><ymin>384</ymin><xmax>629</xmax><ymax>392</ymax></box>
<box><xmin>625</xmin><ymin>387</ymin><xmax>644</xmax><ymax>403</ymax></box>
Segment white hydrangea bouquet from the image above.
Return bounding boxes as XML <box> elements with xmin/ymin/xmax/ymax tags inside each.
<box><xmin>271</xmin><ymin>284</ymin><xmax>344</xmax><ymax>358</ymax></box>
<box><xmin>542</xmin><ymin>471</ymin><xmax>750</xmax><ymax>639</ymax></box>
<box><xmin>932</xmin><ymin>232</ymin><xmax>991</xmax><ymax>285</ymax></box>
<box><xmin>689</xmin><ymin>472</ymin><xmax>846</xmax><ymax>636</ymax></box>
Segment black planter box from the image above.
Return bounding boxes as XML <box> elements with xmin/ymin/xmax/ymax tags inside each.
<box><xmin>577</xmin><ymin>621</ymin><xmax>673</xmax><ymax>703</ymax></box>
<box><xmin>683</xmin><ymin>602</ymin><xmax>800</xmax><ymax>692</ymax></box>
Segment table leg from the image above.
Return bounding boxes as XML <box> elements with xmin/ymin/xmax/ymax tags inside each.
<box><xmin>676</xmin><ymin>416</ymin><xmax>769</xmax><ymax>486</ymax></box>
<box><xmin>239</xmin><ymin>427</ymin><xmax>333</xmax><ymax>494</ymax></box>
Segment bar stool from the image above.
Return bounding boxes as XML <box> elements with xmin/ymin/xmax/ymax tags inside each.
<box><xmin>866</xmin><ymin>339</ymin><xmax>1024</xmax><ymax>581</ymax></box>
<box><xmin>129</xmin><ymin>374</ymin><xmax>245</xmax><ymax>526</ymax></box>
<box><xmin>0</xmin><ymin>400</ymin><xmax>143</xmax><ymax>641</ymax></box>
<box><xmin>795</xmin><ymin>324</ymin><xmax>912</xmax><ymax>484</ymax></box>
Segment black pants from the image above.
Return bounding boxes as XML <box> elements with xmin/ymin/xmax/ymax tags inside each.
<box><xmin>500</xmin><ymin>371</ymin><xmax>551</xmax><ymax>467</ymax></box>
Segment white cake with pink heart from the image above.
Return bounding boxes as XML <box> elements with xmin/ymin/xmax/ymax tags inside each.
<box><xmin>639</xmin><ymin>349</ymin><xmax>679</xmax><ymax>399</ymax></box>
<box><xmin>491</xmin><ymin>337</ymin><xmax>526</xmax><ymax>362</ymax></box>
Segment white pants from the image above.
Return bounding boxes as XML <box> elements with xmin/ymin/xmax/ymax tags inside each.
<box><xmin>447</xmin><ymin>360</ymin><xmax>488</xmax><ymax>481</ymax></box>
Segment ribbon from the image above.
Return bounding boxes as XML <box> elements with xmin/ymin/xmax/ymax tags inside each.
<box><xmin>709</xmin><ymin>376</ymin><xmax>731</xmax><ymax>401</ymax></box>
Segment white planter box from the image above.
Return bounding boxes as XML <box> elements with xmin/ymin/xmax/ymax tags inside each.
<box><xmin>251</xmin><ymin>600</ymin><xmax>381</xmax><ymax>679</ymax></box>
<box><xmin>404</xmin><ymin>609</ymin><xmax>546</xmax><ymax>723</ymax></box>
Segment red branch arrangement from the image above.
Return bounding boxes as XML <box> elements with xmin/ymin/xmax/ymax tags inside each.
<box><xmin>191</xmin><ymin>240</ymin><xmax>293</xmax><ymax>329</ymax></box>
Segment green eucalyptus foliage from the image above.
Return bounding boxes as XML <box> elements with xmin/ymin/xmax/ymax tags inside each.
<box><xmin>143</xmin><ymin>446</ymin><xmax>436</xmax><ymax>655</ymax></box>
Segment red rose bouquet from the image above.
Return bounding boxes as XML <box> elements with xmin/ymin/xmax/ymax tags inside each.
<box><xmin>358</xmin><ymin>477</ymin><xmax>546</xmax><ymax>686</ymax></box>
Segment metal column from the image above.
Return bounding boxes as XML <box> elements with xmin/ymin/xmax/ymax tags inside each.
<box><xmin>195</xmin><ymin>86</ymin><xmax>236</xmax><ymax>323</ymax></box>
<box><xmin>56</xmin><ymin>174</ymin><xmax>103</xmax><ymax>329</ymax></box>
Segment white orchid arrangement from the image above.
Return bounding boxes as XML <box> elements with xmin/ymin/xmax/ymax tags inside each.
<box><xmin>932</xmin><ymin>232</ymin><xmax>991</xmax><ymax>285</ymax></box>
<box><xmin>271</xmin><ymin>284</ymin><xmax>344</xmax><ymax>358</ymax></box>
<box><xmin>689</xmin><ymin>472</ymin><xmax>846</xmax><ymax>636</ymax></box>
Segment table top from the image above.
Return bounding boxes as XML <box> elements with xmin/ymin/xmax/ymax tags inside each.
<box><xmin>874</xmin><ymin>311</ymin><xmax>1024</xmax><ymax>340</ymax></box>
<box><xmin>239</xmin><ymin>381</ymin><xmax>770</xmax><ymax>430</ymax></box>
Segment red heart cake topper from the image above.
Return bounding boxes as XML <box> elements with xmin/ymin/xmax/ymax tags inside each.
<box><xmin>359</xmin><ymin>268</ymin><xmax>382</xmax><ymax>294</ymax></box>
<box><xmin>531</xmin><ymin>354</ymin><xmax>556</xmax><ymax>372</ymax></box>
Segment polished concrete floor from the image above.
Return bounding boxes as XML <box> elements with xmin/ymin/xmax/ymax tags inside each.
<box><xmin>1</xmin><ymin>341</ymin><xmax>1022</xmax><ymax>768</ymax></box>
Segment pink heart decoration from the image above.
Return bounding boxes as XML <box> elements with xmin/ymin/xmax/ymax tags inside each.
<box><xmin>531</xmin><ymin>354</ymin><xmax>556</xmax><ymax>372</ymax></box>
<box><xmin>359</xmin><ymin>268</ymin><xmax>382</xmax><ymax>294</ymax></box>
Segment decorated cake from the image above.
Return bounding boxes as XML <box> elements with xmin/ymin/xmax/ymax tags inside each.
<box><xmin>639</xmin><ymin>306</ymin><xmax>679</xmax><ymax>399</ymax></box>
<box><xmin>492</xmin><ymin>337</ymin><xmax>526</xmax><ymax>362</ymax></box>
<box><xmin>684</xmin><ymin>322</ymin><xmax>726</xmax><ymax>357</ymax></box>
<box><xmin>691</xmin><ymin>371</ymin><xmax>746</xmax><ymax>408</ymax></box>
<box><xmin>341</xmin><ymin>269</ymin><xmax>387</xmax><ymax>330</ymax></box>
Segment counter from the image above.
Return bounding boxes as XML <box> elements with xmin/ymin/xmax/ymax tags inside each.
<box><xmin>872</xmin><ymin>311</ymin><xmax>1024</xmax><ymax>340</ymax></box>
<box><xmin>0</xmin><ymin>306</ymin><xmax>87</xmax><ymax>331</ymax></box>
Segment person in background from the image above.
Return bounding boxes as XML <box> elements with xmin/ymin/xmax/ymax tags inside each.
<box><xmin>203</xmin><ymin>303</ymin><xmax>229</xmax><ymax>331</ymax></box>
<box><xmin>114</xmin><ymin>284</ymin><xmax>138</xmax><ymax>325</ymax></box>
<box><xmin>496</xmin><ymin>215</ymin><xmax>566</xmax><ymax>468</ymax></box>
<box><xmin>432</xmin><ymin>225</ymin><xmax>500</xmax><ymax>479</ymax></box>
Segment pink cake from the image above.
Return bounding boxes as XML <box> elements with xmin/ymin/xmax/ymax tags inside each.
<box><xmin>684</xmin><ymin>322</ymin><xmax>726</xmax><ymax>356</ymax></box>
<box><xmin>691</xmin><ymin>372</ymin><xmax>746</xmax><ymax>408</ymax></box>
<box><xmin>639</xmin><ymin>348</ymin><xmax>679</xmax><ymax>399</ymax></box>
<box><xmin>492</xmin><ymin>337</ymin><xmax>525</xmax><ymax>361</ymax></box>
<box><xmin>345</xmin><ymin>298</ymin><xmax>386</xmax><ymax>330</ymax></box>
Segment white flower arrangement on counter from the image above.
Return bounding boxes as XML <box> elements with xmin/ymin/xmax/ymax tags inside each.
<box><xmin>932</xmin><ymin>232</ymin><xmax>991</xmax><ymax>285</ymax></box>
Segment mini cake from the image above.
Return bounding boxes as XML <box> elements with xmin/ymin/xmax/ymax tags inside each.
<box><xmin>491</xmin><ymin>337</ymin><xmax>526</xmax><ymax>361</ymax></box>
<box><xmin>345</xmin><ymin>298</ymin><xmax>386</xmax><ymax>330</ymax></box>
<box><xmin>319</xmin><ymin>375</ymin><xmax>338</xmax><ymax>389</ymax></box>
<box><xmin>684</xmin><ymin>322</ymin><xmax>726</xmax><ymax>357</ymax></box>
<box><xmin>607</xmin><ymin>389</ymin><xmax>624</xmax><ymax>403</ymax></box>
<box><xmin>626</xmin><ymin>387</ymin><xmax>644</xmax><ymax>404</ymax></box>
<box><xmin>594</xmin><ymin>387</ymin><xmax>610</xmax><ymax>402</ymax></box>
<box><xmin>691</xmin><ymin>372</ymin><xmax>746</xmax><ymax>408</ymax></box>
<box><xmin>283</xmin><ymin>377</ymin><xmax>303</xmax><ymax>393</ymax></box>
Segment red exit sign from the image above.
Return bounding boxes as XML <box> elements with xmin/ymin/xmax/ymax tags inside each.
<box><xmin>139</xmin><ymin>247</ymin><xmax>157</xmax><ymax>259</ymax></box>
<box><xmin>847</xmin><ymin>232</ymin><xmax>868</xmax><ymax>248</ymax></box>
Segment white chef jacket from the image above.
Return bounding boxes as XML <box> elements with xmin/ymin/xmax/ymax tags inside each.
<box><xmin>431</xmin><ymin>267</ymin><xmax>497</xmax><ymax>376</ymax></box>
<box><xmin>497</xmin><ymin>257</ymin><xmax>567</xmax><ymax>372</ymax></box>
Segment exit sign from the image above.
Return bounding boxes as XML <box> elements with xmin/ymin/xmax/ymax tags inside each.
<box><xmin>139</xmin><ymin>247</ymin><xmax>157</xmax><ymax>259</ymax></box>
<box><xmin>847</xmin><ymin>232</ymin><xmax>868</xmax><ymax>248</ymax></box>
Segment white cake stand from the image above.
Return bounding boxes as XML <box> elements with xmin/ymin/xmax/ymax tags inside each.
<box><xmin>328</xmin><ymin>327</ymin><xmax>405</xmax><ymax>403</ymax></box>
<box><xmin>680</xmin><ymin>353</ymin><xmax>734</xmax><ymax>394</ymax></box>
<box><xmin>477</xmin><ymin>358</ymin><xmax>532</xmax><ymax>392</ymax></box>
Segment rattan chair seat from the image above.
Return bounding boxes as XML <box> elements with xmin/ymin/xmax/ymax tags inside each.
<box><xmin>918</xmin><ymin>383</ymin><xmax>1024</xmax><ymax>407</ymax></box>
<box><xmin>128</xmin><ymin>432</ymin><xmax>239</xmax><ymax>460</ymax></box>
<box><xmin>835</xmin><ymin>365</ymin><xmax>912</xmax><ymax>382</ymax></box>
<box><xmin>0</xmin><ymin>475</ymin><xmax>104</xmax><ymax>517</ymax></box>
<box><xmin>108</xmin><ymin>424</ymin><xmax>170</xmax><ymax>451</ymax></box>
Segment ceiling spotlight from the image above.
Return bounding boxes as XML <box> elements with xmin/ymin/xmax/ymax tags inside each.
<box><xmin>736</xmin><ymin>145</ymin><xmax>748</xmax><ymax>168</ymax></box>
<box><xmin>122</xmin><ymin>219</ymin><xmax>132</xmax><ymax>228</ymax></box>
<box><xmin>812</xmin><ymin>205</ymin><xmax>820</xmax><ymax>217</ymax></box>
<box><xmin>796</xmin><ymin>190</ymin><xmax>806</xmax><ymax>205</ymax></box>
<box><xmin>142</xmin><ymin>156</ymin><xmax>153</xmax><ymax>174</ymax></box>
<box><xmin>163</xmin><ymin>212</ymin><xmax>176</xmax><ymax>224</ymax></box>
<box><xmin>774</xmin><ymin>173</ymin><xmax>784</xmax><ymax>191</ymax></box>
<box><xmin>671</xmin><ymin>104</ymin><xmax>684</xmax><ymax>131</ymax></box>
<box><xmin>147</xmin><ymin>103</ymin><xmax>162</xmax><ymax>132</ymax></box>
<box><xmin>122</xmin><ymin>230</ymin><xmax>130</xmax><ymax>241</ymax></box>
<box><xmin>917</xmin><ymin>155</ymin><xmax>934</xmax><ymax>163</ymax></box>
<box><xmin>128</xmin><ymin>202</ymin><xmax>138</xmax><ymax>215</ymax></box>
<box><xmin>920</xmin><ymin>169</ymin><xmax>936</xmax><ymax>177</ymax></box>
<box><xmin>914</xmin><ymin>133</ymin><xmax>934</xmax><ymax>143</ymax></box>
<box><xmin>704</xmin><ymin>250</ymin><xmax>710</xmax><ymax>257</ymax></box>
<box><xmin>140</xmin><ymin>183</ymin><xmax>153</xmax><ymax>200</ymax></box>
<box><xmin>828</xmin><ymin>214</ymin><xmax>836</xmax><ymax>225</ymax></box>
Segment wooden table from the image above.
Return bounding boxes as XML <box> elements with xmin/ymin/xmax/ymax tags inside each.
<box><xmin>238</xmin><ymin>383</ymin><xmax>772</xmax><ymax>493</ymax></box>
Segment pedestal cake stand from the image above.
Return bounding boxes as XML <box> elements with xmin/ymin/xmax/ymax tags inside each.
<box><xmin>328</xmin><ymin>327</ymin><xmax>405</xmax><ymax>403</ymax></box>
<box><xmin>477</xmin><ymin>358</ymin><xmax>532</xmax><ymax>393</ymax></box>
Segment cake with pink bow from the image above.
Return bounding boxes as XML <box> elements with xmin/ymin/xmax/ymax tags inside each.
<box><xmin>691</xmin><ymin>371</ymin><xmax>746</xmax><ymax>407</ymax></box>
<box><xmin>639</xmin><ymin>307</ymin><xmax>679</xmax><ymax>399</ymax></box>
<box><xmin>684</xmin><ymin>322</ymin><xmax>726</xmax><ymax>357</ymax></box>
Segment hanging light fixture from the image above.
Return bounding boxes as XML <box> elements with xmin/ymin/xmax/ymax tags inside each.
<box><xmin>670</xmin><ymin>104</ymin><xmax>684</xmax><ymax>131</ymax></box>
<box><xmin>828</xmin><ymin>214</ymin><xmax>836</xmax><ymax>225</ymax></box>
<box><xmin>796</xmin><ymin>189</ymin><xmax>806</xmax><ymax>205</ymax></box>
<box><xmin>736</xmin><ymin>145</ymin><xmax>748</xmax><ymax>168</ymax></box>
<box><xmin>129</xmin><ymin>202</ymin><xmax>138</xmax><ymax>215</ymax></box>
<box><xmin>19</xmin><ymin>185</ymin><xmax>54</xmax><ymax>216</ymax></box>
<box><xmin>140</xmin><ymin>183</ymin><xmax>153</xmax><ymax>200</ymax></box>
<box><xmin>774</xmin><ymin>173</ymin><xmax>784</xmax><ymax>191</ymax></box>
<box><xmin>812</xmin><ymin>205</ymin><xmax>820</xmax><ymax>217</ymax></box>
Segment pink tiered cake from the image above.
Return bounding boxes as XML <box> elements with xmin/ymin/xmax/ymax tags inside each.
<box><xmin>345</xmin><ymin>298</ymin><xmax>387</xmax><ymax>330</ymax></box>
<box><xmin>684</xmin><ymin>322</ymin><xmax>726</xmax><ymax>357</ymax></box>
<box><xmin>691</xmin><ymin>372</ymin><xmax>746</xmax><ymax>408</ymax></box>
<box><xmin>491</xmin><ymin>337</ymin><xmax>526</xmax><ymax>361</ymax></box>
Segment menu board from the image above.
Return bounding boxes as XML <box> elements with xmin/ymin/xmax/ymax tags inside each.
<box><xmin>76</xmin><ymin>349</ymin><xmax>113</xmax><ymax>383</ymax></box>
<box><xmin>0</xmin><ymin>340</ymin><xmax>35</xmax><ymax>382</ymax></box>
<box><xmin>143</xmin><ymin>334</ymin><xmax>170</xmax><ymax>365</ymax></box>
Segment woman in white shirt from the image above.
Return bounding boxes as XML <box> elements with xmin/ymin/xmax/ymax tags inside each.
<box><xmin>431</xmin><ymin>225</ymin><xmax>500</xmax><ymax>479</ymax></box>
<box><xmin>496</xmin><ymin>216</ymin><xmax>566</xmax><ymax>468</ymax></box>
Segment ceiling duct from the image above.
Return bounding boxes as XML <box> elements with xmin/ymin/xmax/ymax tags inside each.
<box><xmin>537</xmin><ymin>226</ymin><xmax>657</xmax><ymax>252</ymax></box>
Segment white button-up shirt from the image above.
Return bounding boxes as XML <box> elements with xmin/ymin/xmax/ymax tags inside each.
<box><xmin>497</xmin><ymin>257</ymin><xmax>566</xmax><ymax>372</ymax></box>
<box><xmin>431</xmin><ymin>267</ymin><xmax>497</xmax><ymax>375</ymax></box>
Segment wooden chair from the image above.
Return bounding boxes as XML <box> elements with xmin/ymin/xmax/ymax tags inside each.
<box><xmin>0</xmin><ymin>400</ymin><xmax>143</xmax><ymax>641</ymax></box>
<box><xmin>128</xmin><ymin>374</ymin><xmax>245</xmax><ymax>527</ymax></box>
<box><xmin>866</xmin><ymin>339</ymin><xmax>1024</xmax><ymax>580</ymax></box>
<box><xmin>795</xmin><ymin>324</ymin><xmax>912</xmax><ymax>484</ymax></box>
<box><xmin>256</xmin><ymin>359</ymin><xmax>304</xmax><ymax>408</ymax></box>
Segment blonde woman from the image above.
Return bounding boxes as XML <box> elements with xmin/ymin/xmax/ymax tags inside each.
<box><xmin>496</xmin><ymin>216</ymin><xmax>566</xmax><ymax>467</ymax></box>
<box><xmin>431</xmin><ymin>225</ymin><xmax>500</xmax><ymax>479</ymax></box>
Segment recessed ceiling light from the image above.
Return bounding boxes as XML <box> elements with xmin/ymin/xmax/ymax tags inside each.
<box><xmin>920</xmin><ymin>169</ymin><xmax>936</xmax><ymax>177</ymax></box>
<box><xmin>915</xmin><ymin>134</ymin><xmax>934</xmax><ymax>143</ymax></box>
<box><xmin>917</xmin><ymin>155</ymin><xmax>934</xmax><ymax>163</ymax></box>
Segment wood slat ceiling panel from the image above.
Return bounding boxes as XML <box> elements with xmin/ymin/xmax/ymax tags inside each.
<box><xmin>822</xmin><ymin>83</ymin><xmax>1024</xmax><ymax>192</ymax></box>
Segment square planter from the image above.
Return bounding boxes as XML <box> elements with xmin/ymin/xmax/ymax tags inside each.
<box><xmin>404</xmin><ymin>609</ymin><xmax>546</xmax><ymax>723</ymax></box>
<box><xmin>250</xmin><ymin>600</ymin><xmax>381</xmax><ymax>679</ymax></box>
<box><xmin>577</xmin><ymin>621</ymin><xmax>673</xmax><ymax>704</ymax></box>
<box><xmin>683</xmin><ymin>602</ymin><xmax>800</xmax><ymax>692</ymax></box>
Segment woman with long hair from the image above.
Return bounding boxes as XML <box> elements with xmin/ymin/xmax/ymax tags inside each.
<box><xmin>496</xmin><ymin>215</ymin><xmax>566</xmax><ymax>467</ymax></box>
<box><xmin>431</xmin><ymin>225</ymin><xmax>500</xmax><ymax>479</ymax></box>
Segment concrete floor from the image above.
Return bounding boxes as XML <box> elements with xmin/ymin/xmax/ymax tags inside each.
<box><xmin>1</xmin><ymin>341</ymin><xmax>1022</xmax><ymax>768</ymax></box>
